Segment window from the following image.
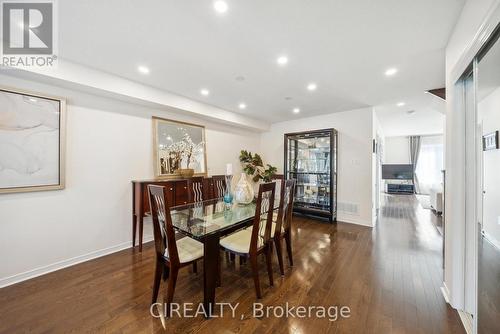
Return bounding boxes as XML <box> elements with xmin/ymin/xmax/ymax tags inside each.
<box><xmin>415</xmin><ymin>136</ymin><xmax>444</xmax><ymax>194</ymax></box>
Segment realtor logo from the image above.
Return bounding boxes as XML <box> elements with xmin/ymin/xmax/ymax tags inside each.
<box><xmin>1</xmin><ymin>0</ymin><xmax>57</xmax><ymax>67</ymax></box>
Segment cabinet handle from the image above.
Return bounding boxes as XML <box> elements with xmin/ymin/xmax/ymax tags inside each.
<box><xmin>170</xmin><ymin>188</ymin><xmax>173</xmax><ymax>191</ymax></box>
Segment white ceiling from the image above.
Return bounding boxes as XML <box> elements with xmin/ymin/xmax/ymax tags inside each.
<box><xmin>58</xmin><ymin>0</ymin><xmax>464</xmax><ymax>123</ymax></box>
<box><xmin>375</xmin><ymin>93</ymin><xmax>445</xmax><ymax>137</ymax></box>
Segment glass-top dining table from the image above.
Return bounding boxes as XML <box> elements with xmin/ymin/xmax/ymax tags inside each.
<box><xmin>169</xmin><ymin>197</ymin><xmax>278</xmax><ymax>316</ymax></box>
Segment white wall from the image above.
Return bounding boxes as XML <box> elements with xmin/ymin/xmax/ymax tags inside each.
<box><xmin>479</xmin><ymin>87</ymin><xmax>500</xmax><ymax>248</ymax></box>
<box><xmin>384</xmin><ymin>136</ymin><xmax>410</xmax><ymax>164</ymax></box>
<box><xmin>444</xmin><ymin>0</ymin><xmax>500</xmax><ymax>310</ymax></box>
<box><xmin>0</xmin><ymin>74</ymin><xmax>261</xmax><ymax>287</ymax></box>
<box><xmin>260</xmin><ymin>107</ymin><xmax>375</xmax><ymax>227</ymax></box>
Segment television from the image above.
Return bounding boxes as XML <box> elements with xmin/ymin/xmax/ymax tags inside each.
<box><xmin>382</xmin><ymin>164</ymin><xmax>413</xmax><ymax>180</ymax></box>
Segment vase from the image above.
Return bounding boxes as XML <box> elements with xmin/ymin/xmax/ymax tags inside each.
<box><xmin>179</xmin><ymin>168</ymin><xmax>194</xmax><ymax>178</ymax></box>
<box><xmin>234</xmin><ymin>173</ymin><xmax>254</xmax><ymax>204</ymax></box>
<box><xmin>223</xmin><ymin>174</ymin><xmax>233</xmax><ymax>204</ymax></box>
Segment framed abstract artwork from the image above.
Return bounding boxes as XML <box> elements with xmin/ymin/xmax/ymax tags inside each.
<box><xmin>152</xmin><ymin>116</ymin><xmax>207</xmax><ymax>179</ymax></box>
<box><xmin>0</xmin><ymin>87</ymin><xmax>66</xmax><ymax>194</ymax></box>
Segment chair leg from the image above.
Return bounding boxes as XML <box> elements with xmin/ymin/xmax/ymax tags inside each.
<box><xmin>274</xmin><ymin>237</ymin><xmax>285</xmax><ymax>275</ymax></box>
<box><xmin>284</xmin><ymin>231</ymin><xmax>293</xmax><ymax>267</ymax></box>
<box><xmin>265</xmin><ymin>244</ymin><xmax>274</xmax><ymax>286</ymax></box>
<box><xmin>192</xmin><ymin>261</ymin><xmax>197</xmax><ymax>274</ymax></box>
<box><xmin>249</xmin><ymin>254</ymin><xmax>262</xmax><ymax>299</ymax></box>
<box><xmin>151</xmin><ymin>260</ymin><xmax>163</xmax><ymax>304</ymax></box>
<box><xmin>162</xmin><ymin>265</ymin><xmax>170</xmax><ymax>281</ymax></box>
<box><xmin>165</xmin><ymin>267</ymin><xmax>179</xmax><ymax>317</ymax></box>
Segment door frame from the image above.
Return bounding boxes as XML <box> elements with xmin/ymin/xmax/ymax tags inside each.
<box><xmin>456</xmin><ymin>21</ymin><xmax>500</xmax><ymax>334</ymax></box>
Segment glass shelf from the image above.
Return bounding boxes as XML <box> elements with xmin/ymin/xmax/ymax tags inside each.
<box><xmin>288</xmin><ymin>171</ymin><xmax>330</xmax><ymax>175</ymax></box>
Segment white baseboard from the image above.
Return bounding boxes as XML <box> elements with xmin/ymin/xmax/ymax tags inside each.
<box><xmin>0</xmin><ymin>235</ymin><xmax>153</xmax><ymax>288</ymax></box>
<box><xmin>458</xmin><ymin>310</ymin><xmax>473</xmax><ymax>334</ymax></box>
<box><xmin>441</xmin><ymin>284</ymin><xmax>451</xmax><ymax>304</ymax></box>
<box><xmin>338</xmin><ymin>216</ymin><xmax>373</xmax><ymax>227</ymax></box>
<box><xmin>483</xmin><ymin>230</ymin><xmax>500</xmax><ymax>251</ymax></box>
<box><xmin>441</xmin><ymin>283</ymin><xmax>472</xmax><ymax>334</ymax></box>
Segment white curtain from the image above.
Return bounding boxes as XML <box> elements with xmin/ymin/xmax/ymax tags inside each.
<box><xmin>415</xmin><ymin>136</ymin><xmax>444</xmax><ymax>194</ymax></box>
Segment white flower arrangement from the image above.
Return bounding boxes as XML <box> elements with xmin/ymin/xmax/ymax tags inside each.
<box><xmin>161</xmin><ymin>132</ymin><xmax>204</xmax><ymax>170</ymax></box>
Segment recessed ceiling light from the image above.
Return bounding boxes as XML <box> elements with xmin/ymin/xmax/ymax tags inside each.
<box><xmin>213</xmin><ymin>1</ymin><xmax>228</xmax><ymax>14</ymax></box>
<box><xmin>137</xmin><ymin>65</ymin><xmax>150</xmax><ymax>74</ymax></box>
<box><xmin>200</xmin><ymin>89</ymin><xmax>210</xmax><ymax>96</ymax></box>
<box><xmin>293</xmin><ymin>108</ymin><xmax>300</xmax><ymax>114</ymax></box>
<box><xmin>397</xmin><ymin>102</ymin><xmax>406</xmax><ymax>107</ymax></box>
<box><xmin>238</xmin><ymin>103</ymin><xmax>247</xmax><ymax>110</ymax></box>
<box><xmin>307</xmin><ymin>83</ymin><xmax>317</xmax><ymax>91</ymax></box>
<box><xmin>277</xmin><ymin>56</ymin><xmax>288</xmax><ymax>66</ymax></box>
<box><xmin>385</xmin><ymin>68</ymin><xmax>398</xmax><ymax>76</ymax></box>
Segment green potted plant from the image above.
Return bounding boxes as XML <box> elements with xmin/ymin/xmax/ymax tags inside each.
<box><xmin>234</xmin><ymin>150</ymin><xmax>277</xmax><ymax>204</ymax></box>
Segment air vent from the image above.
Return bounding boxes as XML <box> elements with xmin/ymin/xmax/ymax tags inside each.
<box><xmin>338</xmin><ymin>202</ymin><xmax>359</xmax><ymax>215</ymax></box>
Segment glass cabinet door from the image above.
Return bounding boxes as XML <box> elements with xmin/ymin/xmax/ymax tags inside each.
<box><xmin>286</xmin><ymin>132</ymin><xmax>332</xmax><ymax>212</ymax></box>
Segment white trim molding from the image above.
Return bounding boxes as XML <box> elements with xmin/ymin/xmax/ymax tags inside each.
<box><xmin>458</xmin><ymin>310</ymin><xmax>473</xmax><ymax>334</ymax></box>
<box><xmin>450</xmin><ymin>0</ymin><xmax>500</xmax><ymax>84</ymax></box>
<box><xmin>483</xmin><ymin>230</ymin><xmax>500</xmax><ymax>251</ymax></box>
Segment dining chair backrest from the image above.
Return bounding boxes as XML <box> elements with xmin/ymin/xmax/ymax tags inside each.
<box><xmin>250</xmin><ymin>182</ymin><xmax>276</xmax><ymax>253</ymax></box>
<box><xmin>148</xmin><ymin>185</ymin><xmax>180</xmax><ymax>265</ymax></box>
<box><xmin>271</xmin><ymin>174</ymin><xmax>284</xmax><ymax>201</ymax></box>
<box><xmin>275</xmin><ymin>179</ymin><xmax>295</xmax><ymax>236</ymax></box>
<box><xmin>187</xmin><ymin>177</ymin><xmax>204</xmax><ymax>203</ymax></box>
<box><xmin>212</xmin><ymin>175</ymin><xmax>226</xmax><ymax>199</ymax></box>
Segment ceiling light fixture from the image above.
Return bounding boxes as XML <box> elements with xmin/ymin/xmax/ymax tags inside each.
<box><xmin>277</xmin><ymin>56</ymin><xmax>288</xmax><ymax>66</ymax></box>
<box><xmin>200</xmin><ymin>89</ymin><xmax>210</xmax><ymax>96</ymax></box>
<box><xmin>213</xmin><ymin>1</ymin><xmax>228</xmax><ymax>14</ymax></box>
<box><xmin>238</xmin><ymin>103</ymin><xmax>247</xmax><ymax>110</ymax></box>
<box><xmin>137</xmin><ymin>65</ymin><xmax>150</xmax><ymax>74</ymax></box>
<box><xmin>385</xmin><ymin>68</ymin><xmax>398</xmax><ymax>76</ymax></box>
<box><xmin>293</xmin><ymin>108</ymin><xmax>300</xmax><ymax>114</ymax></box>
<box><xmin>307</xmin><ymin>83</ymin><xmax>317</xmax><ymax>91</ymax></box>
<box><xmin>397</xmin><ymin>102</ymin><xmax>406</xmax><ymax>107</ymax></box>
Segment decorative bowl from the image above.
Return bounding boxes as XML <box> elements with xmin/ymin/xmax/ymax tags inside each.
<box><xmin>179</xmin><ymin>168</ymin><xmax>195</xmax><ymax>178</ymax></box>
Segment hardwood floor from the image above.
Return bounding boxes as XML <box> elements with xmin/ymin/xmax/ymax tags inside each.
<box><xmin>0</xmin><ymin>195</ymin><xmax>465</xmax><ymax>333</ymax></box>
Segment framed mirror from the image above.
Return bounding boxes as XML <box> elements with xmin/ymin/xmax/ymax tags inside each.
<box><xmin>152</xmin><ymin>117</ymin><xmax>207</xmax><ymax>179</ymax></box>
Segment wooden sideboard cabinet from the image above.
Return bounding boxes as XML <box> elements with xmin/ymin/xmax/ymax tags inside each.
<box><xmin>132</xmin><ymin>177</ymin><xmax>219</xmax><ymax>251</ymax></box>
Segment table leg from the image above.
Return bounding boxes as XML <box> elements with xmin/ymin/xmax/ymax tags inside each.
<box><xmin>203</xmin><ymin>234</ymin><xmax>220</xmax><ymax>317</ymax></box>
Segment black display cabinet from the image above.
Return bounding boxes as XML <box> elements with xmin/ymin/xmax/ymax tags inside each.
<box><xmin>284</xmin><ymin>128</ymin><xmax>337</xmax><ymax>222</ymax></box>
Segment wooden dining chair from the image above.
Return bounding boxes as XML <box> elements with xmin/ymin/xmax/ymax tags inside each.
<box><xmin>148</xmin><ymin>185</ymin><xmax>204</xmax><ymax>311</ymax></box>
<box><xmin>271</xmin><ymin>179</ymin><xmax>295</xmax><ymax>275</ymax></box>
<box><xmin>219</xmin><ymin>182</ymin><xmax>276</xmax><ymax>299</ymax></box>
<box><xmin>187</xmin><ymin>177</ymin><xmax>205</xmax><ymax>203</ymax></box>
<box><xmin>211</xmin><ymin>175</ymin><xmax>226</xmax><ymax>199</ymax></box>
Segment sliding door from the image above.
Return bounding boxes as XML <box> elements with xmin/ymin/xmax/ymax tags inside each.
<box><xmin>476</xmin><ymin>30</ymin><xmax>500</xmax><ymax>334</ymax></box>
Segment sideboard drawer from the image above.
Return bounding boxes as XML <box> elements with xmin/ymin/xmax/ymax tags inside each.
<box><xmin>175</xmin><ymin>181</ymin><xmax>189</xmax><ymax>206</ymax></box>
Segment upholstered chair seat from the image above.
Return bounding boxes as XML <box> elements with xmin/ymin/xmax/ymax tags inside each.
<box><xmin>165</xmin><ymin>237</ymin><xmax>204</xmax><ymax>264</ymax></box>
